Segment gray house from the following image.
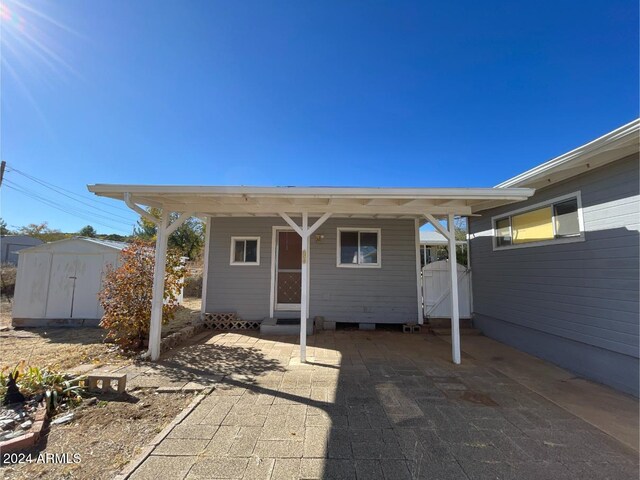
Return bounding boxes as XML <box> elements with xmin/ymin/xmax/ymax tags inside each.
<box><xmin>87</xmin><ymin>120</ymin><xmax>638</xmax><ymax>399</ymax></box>
<box><xmin>1</xmin><ymin>235</ymin><xmax>43</xmax><ymax>265</ymax></box>
<box><xmin>88</xmin><ymin>184</ymin><xmax>534</xmax><ymax>362</ymax></box>
<box><xmin>469</xmin><ymin>119</ymin><xmax>639</xmax><ymax>396</ymax></box>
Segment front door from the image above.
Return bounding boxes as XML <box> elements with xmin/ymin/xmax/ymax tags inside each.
<box><xmin>275</xmin><ymin>230</ymin><xmax>302</xmax><ymax>311</ymax></box>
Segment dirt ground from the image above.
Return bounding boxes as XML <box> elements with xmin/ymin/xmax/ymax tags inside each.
<box><xmin>0</xmin><ymin>297</ymin><xmax>202</xmax><ymax>371</ymax></box>
<box><xmin>2</xmin><ymin>389</ymin><xmax>195</xmax><ymax>480</ymax></box>
<box><xmin>0</xmin><ymin>297</ymin><xmax>202</xmax><ymax>479</ymax></box>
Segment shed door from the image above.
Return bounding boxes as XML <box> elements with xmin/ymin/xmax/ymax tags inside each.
<box><xmin>71</xmin><ymin>255</ymin><xmax>103</xmax><ymax>318</ymax></box>
<box><xmin>275</xmin><ymin>231</ymin><xmax>302</xmax><ymax>311</ymax></box>
<box><xmin>45</xmin><ymin>254</ymin><xmax>77</xmax><ymax>318</ymax></box>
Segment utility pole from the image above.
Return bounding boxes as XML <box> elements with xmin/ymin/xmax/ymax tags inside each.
<box><xmin>0</xmin><ymin>161</ymin><xmax>5</xmax><ymax>188</ymax></box>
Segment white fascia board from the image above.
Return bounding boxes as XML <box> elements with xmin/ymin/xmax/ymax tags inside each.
<box><xmin>496</xmin><ymin>119</ymin><xmax>640</xmax><ymax>188</ymax></box>
<box><xmin>87</xmin><ymin>184</ymin><xmax>534</xmax><ymax>201</ymax></box>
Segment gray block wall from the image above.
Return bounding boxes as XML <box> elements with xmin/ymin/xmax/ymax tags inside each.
<box><xmin>469</xmin><ymin>154</ymin><xmax>640</xmax><ymax>395</ymax></box>
<box><xmin>204</xmin><ymin>217</ymin><xmax>419</xmax><ymax>324</ymax></box>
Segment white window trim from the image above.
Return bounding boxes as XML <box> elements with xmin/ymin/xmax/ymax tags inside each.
<box><xmin>230</xmin><ymin>236</ymin><xmax>261</xmax><ymax>265</ymax></box>
<box><xmin>491</xmin><ymin>191</ymin><xmax>585</xmax><ymax>251</ymax></box>
<box><xmin>336</xmin><ymin>228</ymin><xmax>382</xmax><ymax>268</ymax></box>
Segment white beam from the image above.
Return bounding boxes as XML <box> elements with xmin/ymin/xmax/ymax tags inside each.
<box><xmin>424</xmin><ymin>214</ymin><xmax>452</xmax><ymax>240</ymax></box>
<box><xmin>278</xmin><ymin>212</ymin><xmax>304</xmax><ymax>236</ymax></box>
<box><xmin>448</xmin><ymin>213</ymin><xmax>461</xmax><ymax>365</ymax></box>
<box><xmin>165</xmin><ymin>211</ymin><xmax>194</xmax><ymax>235</ymax></box>
<box><xmin>162</xmin><ymin>203</ymin><xmax>474</xmax><ymax>216</ymax></box>
<box><xmin>125</xmin><ymin>193</ymin><xmax>159</xmax><ymax>224</ymax></box>
<box><xmin>307</xmin><ymin>212</ymin><xmax>332</xmax><ymax>236</ymax></box>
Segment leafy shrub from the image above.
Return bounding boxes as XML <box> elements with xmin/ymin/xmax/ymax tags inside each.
<box><xmin>0</xmin><ymin>263</ymin><xmax>17</xmax><ymax>298</ymax></box>
<box><xmin>1</xmin><ymin>363</ymin><xmax>86</xmax><ymax>413</ymax></box>
<box><xmin>183</xmin><ymin>274</ymin><xmax>203</xmax><ymax>298</ymax></box>
<box><xmin>98</xmin><ymin>240</ymin><xmax>183</xmax><ymax>350</ymax></box>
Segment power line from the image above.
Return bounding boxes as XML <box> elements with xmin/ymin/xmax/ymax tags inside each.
<box><xmin>5</xmin><ymin>178</ymin><xmax>135</xmax><ymax>227</ymax></box>
<box><xmin>6</xmin><ymin>166</ymin><xmax>135</xmax><ymax>216</ymax></box>
<box><xmin>4</xmin><ymin>182</ymin><xmax>134</xmax><ymax>234</ymax></box>
<box><xmin>5</xmin><ymin>184</ymin><xmax>133</xmax><ymax>234</ymax></box>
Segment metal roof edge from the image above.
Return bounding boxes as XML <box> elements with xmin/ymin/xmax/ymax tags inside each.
<box><xmin>496</xmin><ymin>119</ymin><xmax>640</xmax><ymax>188</ymax></box>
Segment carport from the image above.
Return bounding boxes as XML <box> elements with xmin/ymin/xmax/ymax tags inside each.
<box><xmin>87</xmin><ymin>185</ymin><xmax>534</xmax><ymax>362</ymax></box>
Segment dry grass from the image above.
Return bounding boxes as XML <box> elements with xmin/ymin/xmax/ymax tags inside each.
<box><xmin>0</xmin><ymin>297</ymin><xmax>202</xmax><ymax>371</ymax></box>
<box><xmin>1</xmin><ymin>297</ymin><xmax>203</xmax><ymax>479</ymax></box>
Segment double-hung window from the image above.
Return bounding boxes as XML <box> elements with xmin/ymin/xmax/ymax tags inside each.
<box><xmin>337</xmin><ymin>228</ymin><xmax>381</xmax><ymax>267</ymax></box>
<box><xmin>493</xmin><ymin>192</ymin><xmax>583</xmax><ymax>249</ymax></box>
<box><xmin>230</xmin><ymin>237</ymin><xmax>260</xmax><ymax>265</ymax></box>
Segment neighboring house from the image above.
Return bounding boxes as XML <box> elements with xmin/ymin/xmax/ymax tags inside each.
<box><xmin>469</xmin><ymin>119</ymin><xmax>639</xmax><ymax>396</ymax></box>
<box><xmin>419</xmin><ymin>230</ymin><xmax>466</xmax><ymax>266</ymax></box>
<box><xmin>0</xmin><ymin>235</ymin><xmax>43</xmax><ymax>265</ymax></box>
<box><xmin>12</xmin><ymin>237</ymin><xmax>126</xmax><ymax>327</ymax></box>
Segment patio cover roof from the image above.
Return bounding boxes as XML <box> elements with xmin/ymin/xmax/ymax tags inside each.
<box><xmin>87</xmin><ymin>185</ymin><xmax>534</xmax><ymax>217</ymax></box>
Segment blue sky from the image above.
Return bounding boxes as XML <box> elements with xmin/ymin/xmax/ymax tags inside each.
<box><xmin>1</xmin><ymin>0</ymin><xmax>638</xmax><ymax>235</ymax></box>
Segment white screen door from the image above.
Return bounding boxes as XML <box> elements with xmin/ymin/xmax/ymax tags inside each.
<box><xmin>275</xmin><ymin>231</ymin><xmax>302</xmax><ymax>311</ymax></box>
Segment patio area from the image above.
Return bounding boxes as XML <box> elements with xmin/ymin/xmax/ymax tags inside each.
<box><xmin>126</xmin><ymin>330</ymin><xmax>639</xmax><ymax>480</ymax></box>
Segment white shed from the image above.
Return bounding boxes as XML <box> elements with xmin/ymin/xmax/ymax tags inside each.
<box><xmin>12</xmin><ymin>237</ymin><xmax>126</xmax><ymax>327</ymax></box>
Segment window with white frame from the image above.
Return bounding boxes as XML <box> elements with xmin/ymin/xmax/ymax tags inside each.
<box><xmin>337</xmin><ymin>228</ymin><xmax>381</xmax><ymax>267</ymax></box>
<box><xmin>493</xmin><ymin>193</ymin><xmax>583</xmax><ymax>249</ymax></box>
<box><xmin>230</xmin><ymin>237</ymin><xmax>260</xmax><ymax>265</ymax></box>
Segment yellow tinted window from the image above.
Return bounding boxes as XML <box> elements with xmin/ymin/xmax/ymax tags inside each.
<box><xmin>512</xmin><ymin>207</ymin><xmax>553</xmax><ymax>244</ymax></box>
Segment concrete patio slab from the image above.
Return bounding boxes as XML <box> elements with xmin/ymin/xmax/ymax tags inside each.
<box><xmin>123</xmin><ymin>330</ymin><xmax>639</xmax><ymax>479</ymax></box>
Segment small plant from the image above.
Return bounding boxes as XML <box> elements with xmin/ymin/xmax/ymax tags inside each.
<box><xmin>0</xmin><ymin>363</ymin><xmax>86</xmax><ymax>413</ymax></box>
<box><xmin>98</xmin><ymin>240</ymin><xmax>183</xmax><ymax>350</ymax></box>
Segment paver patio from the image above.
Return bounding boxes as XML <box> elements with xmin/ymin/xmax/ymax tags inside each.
<box><xmin>126</xmin><ymin>330</ymin><xmax>639</xmax><ymax>480</ymax></box>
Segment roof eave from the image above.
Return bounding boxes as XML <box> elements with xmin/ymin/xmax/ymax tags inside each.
<box><xmin>496</xmin><ymin>119</ymin><xmax>640</xmax><ymax>189</ymax></box>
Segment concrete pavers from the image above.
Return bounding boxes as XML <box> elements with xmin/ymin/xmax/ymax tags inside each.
<box><xmin>127</xmin><ymin>330</ymin><xmax>639</xmax><ymax>479</ymax></box>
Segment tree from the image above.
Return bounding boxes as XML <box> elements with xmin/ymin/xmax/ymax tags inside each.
<box><xmin>98</xmin><ymin>240</ymin><xmax>183</xmax><ymax>350</ymax></box>
<box><xmin>169</xmin><ymin>217</ymin><xmax>205</xmax><ymax>260</ymax></box>
<box><xmin>133</xmin><ymin>208</ymin><xmax>205</xmax><ymax>260</ymax></box>
<box><xmin>133</xmin><ymin>208</ymin><xmax>159</xmax><ymax>241</ymax></box>
<box><xmin>78</xmin><ymin>225</ymin><xmax>97</xmax><ymax>237</ymax></box>
<box><xmin>17</xmin><ymin>222</ymin><xmax>67</xmax><ymax>242</ymax></box>
<box><xmin>0</xmin><ymin>218</ymin><xmax>10</xmax><ymax>236</ymax></box>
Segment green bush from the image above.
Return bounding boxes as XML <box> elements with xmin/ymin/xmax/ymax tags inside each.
<box><xmin>183</xmin><ymin>274</ymin><xmax>203</xmax><ymax>298</ymax></box>
<box><xmin>0</xmin><ymin>263</ymin><xmax>16</xmax><ymax>298</ymax></box>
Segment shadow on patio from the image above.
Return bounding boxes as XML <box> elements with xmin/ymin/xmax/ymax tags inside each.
<box><xmin>129</xmin><ymin>330</ymin><xmax>639</xmax><ymax>480</ymax></box>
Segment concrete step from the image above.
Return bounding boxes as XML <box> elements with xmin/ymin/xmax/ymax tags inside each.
<box><xmin>431</xmin><ymin>327</ymin><xmax>482</xmax><ymax>336</ymax></box>
<box><xmin>260</xmin><ymin>317</ymin><xmax>314</xmax><ymax>336</ymax></box>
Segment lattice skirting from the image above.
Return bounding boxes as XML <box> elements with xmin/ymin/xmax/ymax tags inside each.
<box><xmin>198</xmin><ymin>312</ymin><xmax>260</xmax><ymax>330</ymax></box>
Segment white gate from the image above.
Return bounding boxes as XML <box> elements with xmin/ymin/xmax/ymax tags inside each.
<box><xmin>422</xmin><ymin>260</ymin><xmax>472</xmax><ymax>319</ymax></box>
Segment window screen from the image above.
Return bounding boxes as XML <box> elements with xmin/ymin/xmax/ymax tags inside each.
<box><xmin>339</xmin><ymin>230</ymin><xmax>380</xmax><ymax>266</ymax></box>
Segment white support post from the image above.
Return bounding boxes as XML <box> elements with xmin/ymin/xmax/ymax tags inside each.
<box><xmin>200</xmin><ymin>216</ymin><xmax>211</xmax><ymax>314</ymax></box>
<box><xmin>122</xmin><ymin>193</ymin><xmax>195</xmax><ymax>361</ymax></box>
<box><xmin>300</xmin><ymin>212</ymin><xmax>309</xmax><ymax>362</ymax></box>
<box><xmin>149</xmin><ymin>210</ymin><xmax>169</xmax><ymax>361</ymax></box>
<box><xmin>277</xmin><ymin>212</ymin><xmax>332</xmax><ymax>363</ymax></box>
<box><xmin>448</xmin><ymin>213</ymin><xmax>461</xmax><ymax>365</ymax></box>
<box><xmin>414</xmin><ymin>218</ymin><xmax>423</xmax><ymax>324</ymax></box>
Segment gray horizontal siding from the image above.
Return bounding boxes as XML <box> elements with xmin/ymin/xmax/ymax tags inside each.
<box><xmin>469</xmin><ymin>154</ymin><xmax>639</xmax><ymax>394</ymax></box>
<box><xmin>205</xmin><ymin>217</ymin><xmax>278</xmax><ymax>320</ymax></box>
<box><xmin>309</xmin><ymin>218</ymin><xmax>418</xmax><ymax>324</ymax></box>
<box><xmin>205</xmin><ymin>217</ymin><xmax>418</xmax><ymax>324</ymax></box>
